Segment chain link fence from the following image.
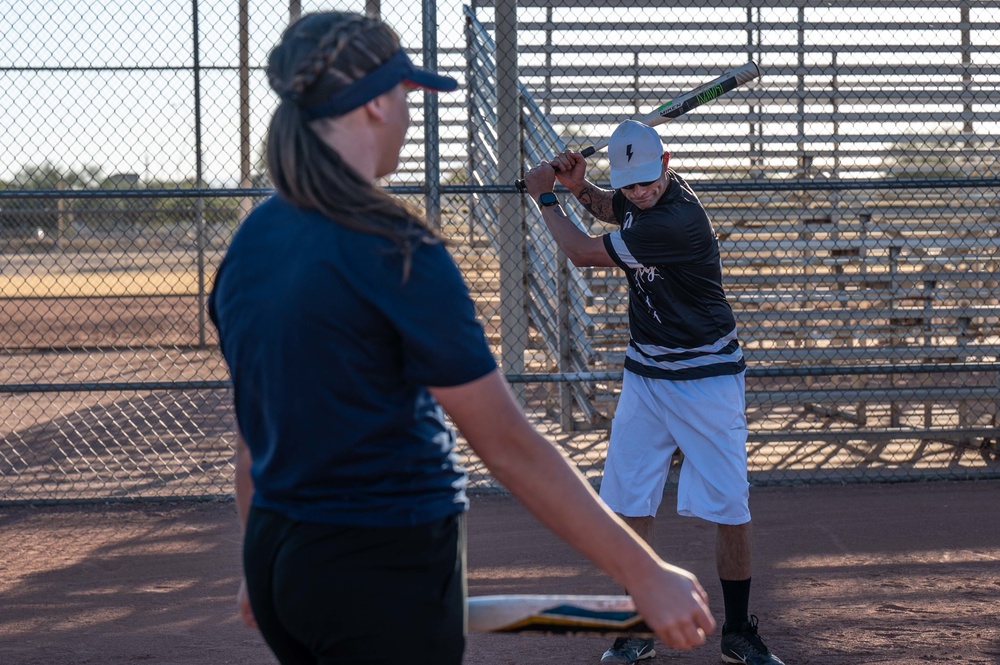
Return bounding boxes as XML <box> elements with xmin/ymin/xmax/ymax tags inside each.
<box><xmin>2</xmin><ymin>0</ymin><xmax>999</xmax><ymax>504</ymax></box>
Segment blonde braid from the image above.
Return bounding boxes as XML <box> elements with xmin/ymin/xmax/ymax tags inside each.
<box><xmin>315</xmin><ymin>13</ymin><xmax>375</xmax><ymax>80</ymax></box>
<box><xmin>278</xmin><ymin>14</ymin><xmax>384</xmax><ymax>101</ymax></box>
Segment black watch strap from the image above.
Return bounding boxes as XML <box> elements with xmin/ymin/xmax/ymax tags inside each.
<box><xmin>538</xmin><ymin>192</ymin><xmax>559</xmax><ymax>207</ymax></box>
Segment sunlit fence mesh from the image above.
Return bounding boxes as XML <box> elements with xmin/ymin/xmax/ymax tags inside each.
<box><xmin>2</xmin><ymin>0</ymin><xmax>999</xmax><ymax>504</ymax></box>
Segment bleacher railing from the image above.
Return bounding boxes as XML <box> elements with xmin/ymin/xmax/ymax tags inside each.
<box><xmin>463</xmin><ymin>1</ymin><xmax>1000</xmax><ymax>485</ymax></box>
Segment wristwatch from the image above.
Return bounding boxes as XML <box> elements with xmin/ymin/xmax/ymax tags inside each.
<box><xmin>538</xmin><ymin>192</ymin><xmax>559</xmax><ymax>207</ymax></box>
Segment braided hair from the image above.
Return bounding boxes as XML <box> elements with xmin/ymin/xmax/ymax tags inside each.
<box><xmin>265</xmin><ymin>11</ymin><xmax>437</xmax><ymax>276</ymax></box>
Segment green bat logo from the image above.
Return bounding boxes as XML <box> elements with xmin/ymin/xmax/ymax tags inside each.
<box><xmin>695</xmin><ymin>84</ymin><xmax>725</xmax><ymax>105</ymax></box>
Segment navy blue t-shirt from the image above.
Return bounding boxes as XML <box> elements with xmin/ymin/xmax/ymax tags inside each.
<box><xmin>208</xmin><ymin>196</ymin><xmax>497</xmax><ymax>527</ymax></box>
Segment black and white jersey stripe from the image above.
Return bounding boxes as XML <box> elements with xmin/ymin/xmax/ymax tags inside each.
<box><xmin>624</xmin><ymin>328</ymin><xmax>746</xmax><ymax>380</ymax></box>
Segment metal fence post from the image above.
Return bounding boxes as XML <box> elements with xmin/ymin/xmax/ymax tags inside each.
<box><xmin>423</xmin><ymin>0</ymin><xmax>442</xmax><ymax>227</ymax></box>
<box><xmin>464</xmin><ymin>12</ymin><xmax>477</xmax><ymax>246</ymax></box>
<box><xmin>193</xmin><ymin>0</ymin><xmax>207</xmax><ymax>348</ymax></box>
<box><xmin>496</xmin><ymin>0</ymin><xmax>526</xmax><ymax>387</ymax></box>
<box><xmin>960</xmin><ymin>1</ymin><xmax>973</xmax><ymax>136</ymax></box>
<box><xmin>238</xmin><ymin>0</ymin><xmax>252</xmax><ymax>221</ymax></box>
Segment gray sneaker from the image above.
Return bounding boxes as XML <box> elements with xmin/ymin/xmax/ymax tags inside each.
<box><xmin>600</xmin><ymin>637</ymin><xmax>655</xmax><ymax>664</ymax></box>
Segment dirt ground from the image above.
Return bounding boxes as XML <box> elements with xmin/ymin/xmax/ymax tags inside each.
<box><xmin>1</xmin><ymin>481</ymin><xmax>998</xmax><ymax>665</ymax></box>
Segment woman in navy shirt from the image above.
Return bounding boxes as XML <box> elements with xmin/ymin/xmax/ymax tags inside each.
<box><xmin>209</xmin><ymin>11</ymin><xmax>715</xmax><ymax>665</ymax></box>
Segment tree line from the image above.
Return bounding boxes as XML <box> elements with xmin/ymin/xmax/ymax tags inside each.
<box><xmin>0</xmin><ymin>162</ymin><xmax>267</xmax><ymax>238</ymax></box>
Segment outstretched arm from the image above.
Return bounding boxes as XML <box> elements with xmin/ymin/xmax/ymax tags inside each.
<box><xmin>430</xmin><ymin>370</ymin><xmax>716</xmax><ymax>651</ymax></box>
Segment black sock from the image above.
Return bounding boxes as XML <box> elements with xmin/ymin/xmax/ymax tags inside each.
<box><xmin>720</xmin><ymin>577</ymin><xmax>751</xmax><ymax>629</ymax></box>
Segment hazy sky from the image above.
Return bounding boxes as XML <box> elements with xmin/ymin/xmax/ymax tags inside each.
<box><xmin>1</xmin><ymin>0</ymin><xmax>471</xmax><ymax>184</ymax></box>
<box><xmin>2</xmin><ymin>0</ymin><xmax>996</xmax><ymax>184</ymax></box>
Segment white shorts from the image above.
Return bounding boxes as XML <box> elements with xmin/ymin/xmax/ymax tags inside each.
<box><xmin>599</xmin><ymin>370</ymin><xmax>751</xmax><ymax>525</ymax></box>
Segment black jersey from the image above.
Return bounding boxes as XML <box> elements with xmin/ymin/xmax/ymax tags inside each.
<box><xmin>602</xmin><ymin>170</ymin><xmax>745</xmax><ymax>380</ymax></box>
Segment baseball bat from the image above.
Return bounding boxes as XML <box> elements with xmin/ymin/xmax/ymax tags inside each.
<box><xmin>467</xmin><ymin>594</ymin><xmax>653</xmax><ymax>635</ymax></box>
<box><xmin>514</xmin><ymin>61</ymin><xmax>760</xmax><ymax>193</ymax></box>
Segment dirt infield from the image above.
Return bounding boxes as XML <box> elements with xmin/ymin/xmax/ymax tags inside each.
<box><xmin>1</xmin><ymin>481</ymin><xmax>998</xmax><ymax>664</ymax></box>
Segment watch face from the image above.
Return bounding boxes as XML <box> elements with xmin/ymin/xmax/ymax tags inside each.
<box><xmin>539</xmin><ymin>192</ymin><xmax>558</xmax><ymax>206</ymax></box>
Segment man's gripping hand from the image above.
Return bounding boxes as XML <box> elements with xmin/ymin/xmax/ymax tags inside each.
<box><xmin>547</xmin><ymin>149</ymin><xmax>588</xmax><ymax>194</ymax></box>
<box><xmin>522</xmin><ymin>149</ymin><xmax>589</xmax><ymax>200</ymax></box>
<box><xmin>521</xmin><ymin>161</ymin><xmax>558</xmax><ymax>200</ymax></box>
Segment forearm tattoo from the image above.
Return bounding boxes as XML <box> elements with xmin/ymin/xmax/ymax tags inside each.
<box><xmin>576</xmin><ymin>184</ymin><xmax>616</xmax><ymax>224</ymax></box>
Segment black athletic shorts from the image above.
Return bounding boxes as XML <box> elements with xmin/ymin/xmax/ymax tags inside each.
<box><xmin>243</xmin><ymin>506</ymin><xmax>466</xmax><ymax>665</ymax></box>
